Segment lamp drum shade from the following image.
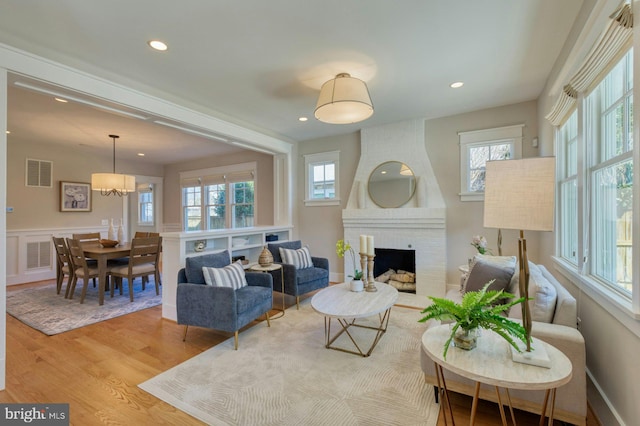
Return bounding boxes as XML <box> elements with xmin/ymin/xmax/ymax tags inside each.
<box><xmin>91</xmin><ymin>173</ymin><xmax>136</xmax><ymax>194</ymax></box>
<box><xmin>91</xmin><ymin>134</ymin><xmax>136</xmax><ymax>196</ymax></box>
<box><xmin>314</xmin><ymin>73</ymin><xmax>373</xmax><ymax>124</ymax></box>
<box><xmin>483</xmin><ymin>157</ymin><xmax>555</xmax><ymax>232</ymax></box>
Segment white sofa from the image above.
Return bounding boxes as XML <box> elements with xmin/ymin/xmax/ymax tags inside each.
<box><xmin>420</xmin><ymin>262</ymin><xmax>586</xmax><ymax>425</ymax></box>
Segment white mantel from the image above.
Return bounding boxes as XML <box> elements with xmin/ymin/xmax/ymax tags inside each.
<box><xmin>342</xmin><ymin>119</ymin><xmax>447</xmax><ymax>297</ymax></box>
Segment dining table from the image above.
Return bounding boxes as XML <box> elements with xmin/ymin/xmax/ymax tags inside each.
<box><xmin>80</xmin><ymin>242</ymin><xmax>131</xmax><ymax>305</ymax></box>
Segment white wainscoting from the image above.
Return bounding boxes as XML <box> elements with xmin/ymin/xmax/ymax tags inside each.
<box><xmin>6</xmin><ymin>226</ymin><xmax>109</xmax><ymax>286</ymax></box>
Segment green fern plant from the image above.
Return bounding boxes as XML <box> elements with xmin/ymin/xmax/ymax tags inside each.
<box><xmin>419</xmin><ymin>282</ymin><xmax>528</xmax><ymax>359</ymax></box>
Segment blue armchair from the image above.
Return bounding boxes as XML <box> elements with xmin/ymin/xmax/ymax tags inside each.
<box><xmin>267</xmin><ymin>240</ymin><xmax>329</xmax><ymax>309</ymax></box>
<box><xmin>176</xmin><ymin>250</ymin><xmax>273</xmax><ymax>349</ymax></box>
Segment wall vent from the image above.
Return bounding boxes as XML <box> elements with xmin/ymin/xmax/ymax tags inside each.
<box><xmin>26</xmin><ymin>241</ymin><xmax>52</xmax><ymax>270</ymax></box>
<box><xmin>26</xmin><ymin>158</ymin><xmax>53</xmax><ymax>187</ymax></box>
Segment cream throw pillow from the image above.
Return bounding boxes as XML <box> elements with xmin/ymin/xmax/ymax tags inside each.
<box><xmin>279</xmin><ymin>246</ymin><xmax>313</xmax><ymax>269</ymax></box>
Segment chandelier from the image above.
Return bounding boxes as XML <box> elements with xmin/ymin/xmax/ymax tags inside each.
<box><xmin>91</xmin><ymin>134</ymin><xmax>136</xmax><ymax>196</ymax></box>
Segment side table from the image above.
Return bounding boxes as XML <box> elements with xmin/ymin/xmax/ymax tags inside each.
<box><xmin>249</xmin><ymin>263</ymin><xmax>285</xmax><ymax>319</ymax></box>
<box><xmin>422</xmin><ymin>324</ymin><xmax>572</xmax><ymax>426</ymax></box>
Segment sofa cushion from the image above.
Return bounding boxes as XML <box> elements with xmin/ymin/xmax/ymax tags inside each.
<box><xmin>509</xmin><ymin>262</ymin><xmax>558</xmax><ymax>323</ymax></box>
<box><xmin>279</xmin><ymin>246</ymin><xmax>313</xmax><ymax>269</ymax></box>
<box><xmin>202</xmin><ymin>261</ymin><xmax>248</xmax><ymax>290</ymax></box>
<box><xmin>464</xmin><ymin>258</ymin><xmax>515</xmax><ymax>294</ymax></box>
<box><xmin>185</xmin><ymin>251</ymin><xmax>231</xmax><ymax>284</ymax></box>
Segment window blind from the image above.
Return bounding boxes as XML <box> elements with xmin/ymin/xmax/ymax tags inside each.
<box><xmin>546</xmin><ymin>2</ymin><xmax>632</xmax><ymax>126</ymax></box>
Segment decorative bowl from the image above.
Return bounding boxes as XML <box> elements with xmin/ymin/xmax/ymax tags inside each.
<box><xmin>99</xmin><ymin>239</ymin><xmax>119</xmax><ymax>248</ymax></box>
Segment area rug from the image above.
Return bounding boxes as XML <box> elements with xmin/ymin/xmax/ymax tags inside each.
<box><xmin>6</xmin><ymin>279</ymin><xmax>162</xmax><ymax>335</ymax></box>
<box><xmin>139</xmin><ymin>298</ymin><xmax>438</xmax><ymax>426</ymax></box>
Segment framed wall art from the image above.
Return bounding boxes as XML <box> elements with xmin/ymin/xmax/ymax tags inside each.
<box><xmin>60</xmin><ymin>181</ymin><xmax>92</xmax><ymax>212</ymax></box>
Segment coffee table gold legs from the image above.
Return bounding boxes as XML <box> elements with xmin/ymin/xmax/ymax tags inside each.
<box><xmin>322</xmin><ymin>308</ymin><xmax>392</xmax><ymax>357</ymax></box>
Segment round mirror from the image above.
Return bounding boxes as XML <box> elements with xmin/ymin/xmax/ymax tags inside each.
<box><xmin>368</xmin><ymin>161</ymin><xmax>416</xmax><ymax>208</ymax></box>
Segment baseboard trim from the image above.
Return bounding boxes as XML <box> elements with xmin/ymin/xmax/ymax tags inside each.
<box><xmin>587</xmin><ymin>368</ymin><xmax>626</xmax><ymax>426</ymax></box>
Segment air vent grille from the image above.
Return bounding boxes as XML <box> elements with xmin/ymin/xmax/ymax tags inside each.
<box><xmin>26</xmin><ymin>159</ymin><xmax>53</xmax><ymax>187</ymax></box>
<box><xmin>26</xmin><ymin>241</ymin><xmax>52</xmax><ymax>270</ymax></box>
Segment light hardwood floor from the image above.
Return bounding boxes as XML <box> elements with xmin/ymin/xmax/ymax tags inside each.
<box><xmin>2</xmin><ymin>280</ymin><xmax>598</xmax><ymax>425</ymax></box>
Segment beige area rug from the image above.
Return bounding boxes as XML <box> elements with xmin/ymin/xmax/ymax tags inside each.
<box><xmin>139</xmin><ymin>294</ymin><xmax>437</xmax><ymax>426</ymax></box>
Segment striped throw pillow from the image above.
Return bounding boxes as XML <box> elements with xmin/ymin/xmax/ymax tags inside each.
<box><xmin>202</xmin><ymin>261</ymin><xmax>248</xmax><ymax>289</ymax></box>
<box><xmin>279</xmin><ymin>246</ymin><xmax>313</xmax><ymax>270</ymax></box>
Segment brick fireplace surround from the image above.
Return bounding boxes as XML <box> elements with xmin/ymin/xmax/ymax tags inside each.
<box><xmin>342</xmin><ymin>119</ymin><xmax>446</xmax><ymax>297</ymax></box>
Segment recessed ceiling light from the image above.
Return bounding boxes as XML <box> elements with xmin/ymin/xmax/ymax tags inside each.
<box><xmin>54</xmin><ymin>97</ymin><xmax>68</xmax><ymax>103</ymax></box>
<box><xmin>5</xmin><ymin>130</ymin><xmax>10</xmax><ymax>134</ymax></box>
<box><xmin>137</xmin><ymin>153</ymin><xmax>145</xmax><ymax>157</ymax></box>
<box><xmin>298</xmin><ymin>117</ymin><xmax>308</xmax><ymax>122</ymax></box>
<box><xmin>148</xmin><ymin>40</ymin><xmax>168</xmax><ymax>51</ymax></box>
<box><xmin>450</xmin><ymin>81</ymin><xmax>464</xmax><ymax>89</ymax></box>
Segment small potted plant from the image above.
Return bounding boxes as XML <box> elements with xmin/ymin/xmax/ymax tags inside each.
<box><xmin>336</xmin><ymin>239</ymin><xmax>364</xmax><ymax>291</ymax></box>
<box><xmin>418</xmin><ymin>282</ymin><xmax>528</xmax><ymax>359</ymax></box>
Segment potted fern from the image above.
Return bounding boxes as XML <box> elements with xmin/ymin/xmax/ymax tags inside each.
<box><xmin>419</xmin><ymin>282</ymin><xmax>528</xmax><ymax>359</ymax></box>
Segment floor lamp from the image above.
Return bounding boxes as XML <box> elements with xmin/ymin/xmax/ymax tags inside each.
<box><xmin>483</xmin><ymin>157</ymin><xmax>555</xmax><ymax>367</ymax></box>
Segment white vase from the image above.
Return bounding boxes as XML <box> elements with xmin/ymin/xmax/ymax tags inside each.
<box><xmin>108</xmin><ymin>219</ymin><xmax>116</xmax><ymax>240</ymax></box>
<box><xmin>117</xmin><ymin>219</ymin><xmax>124</xmax><ymax>242</ymax></box>
<box><xmin>350</xmin><ymin>280</ymin><xmax>364</xmax><ymax>292</ymax></box>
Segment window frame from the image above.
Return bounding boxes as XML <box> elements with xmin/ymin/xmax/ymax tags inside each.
<box><xmin>554</xmin><ymin>48</ymin><xmax>638</xmax><ymax>317</ymax></box>
<box><xmin>180</xmin><ymin>161</ymin><xmax>257</xmax><ymax>231</ymax></box>
<box><xmin>137</xmin><ymin>184</ymin><xmax>154</xmax><ymax>226</ymax></box>
<box><xmin>304</xmin><ymin>151</ymin><xmax>340</xmax><ymax>207</ymax></box>
<box><xmin>458</xmin><ymin>125</ymin><xmax>524</xmax><ymax>201</ymax></box>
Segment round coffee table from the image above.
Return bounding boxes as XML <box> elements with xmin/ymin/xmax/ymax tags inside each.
<box><xmin>311</xmin><ymin>282</ymin><xmax>398</xmax><ymax>357</ymax></box>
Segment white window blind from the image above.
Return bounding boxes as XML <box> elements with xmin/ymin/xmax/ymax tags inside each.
<box><xmin>546</xmin><ymin>2</ymin><xmax>632</xmax><ymax>125</ymax></box>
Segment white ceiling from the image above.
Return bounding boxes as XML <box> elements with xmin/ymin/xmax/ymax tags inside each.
<box><xmin>0</xmin><ymin>0</ymin><xmax>584</xmax><ymax>165</ymax></box>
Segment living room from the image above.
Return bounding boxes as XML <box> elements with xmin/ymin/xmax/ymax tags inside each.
<box><xmin>1</xmin><ymin>1</ymin><xmax>638</xmax><ymax>425</ymax></box>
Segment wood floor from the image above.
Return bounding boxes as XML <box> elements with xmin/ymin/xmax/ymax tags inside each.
<box><xmin>2</xmin><ymin>280</ymin><xmax>598</xmax><ymax>425</ymax></box>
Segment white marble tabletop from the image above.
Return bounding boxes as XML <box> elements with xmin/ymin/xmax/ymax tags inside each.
<box><xmin>311</xmin><ymin>282</ymin><xmax>398</xmax><ymax>319</ymax></box>
<box><xmin>422</xmin><ymin>324</ymin><xmax>572</xmax><ymax>391</ymax></box>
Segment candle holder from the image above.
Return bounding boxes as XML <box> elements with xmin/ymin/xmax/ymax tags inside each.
<box><xmin>359</xmin><ymin>252</ymin><xmax>367</xmax><ymax>283</ymax></box>
<box><xmin>365</xmin><ymin>254</ymin><xmax>377</xmax><ymax>292</ymax></box>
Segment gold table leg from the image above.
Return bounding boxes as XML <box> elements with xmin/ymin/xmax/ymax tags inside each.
<box><xmin>322</xmin><ymin>308</ymin><xmax>392</xmax><ymax>357</ymax></box>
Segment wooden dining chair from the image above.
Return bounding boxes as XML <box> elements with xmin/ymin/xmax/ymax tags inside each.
<box><xmin>52</xmin><ymin>237</ymin><xmax>74</xmax><ymax>296</ymax></box>
<box><xmin>110</xmin><ymin>236</ymin><xmax>162</xmax><ymax>302</ymax></box>
<box><xmin>134</xmin><ymin>232</ymin><xmax>161</xmax><ymax>286</ymax></box>
<box><xmin>66</xmin><ymin>238</ymin><xmax>110</xmax><ymax>304</ymax></box>
<box><xmin>70</xmin><ymin>232</ymin><xmax>100</xmax><ymax>287</ymax></box>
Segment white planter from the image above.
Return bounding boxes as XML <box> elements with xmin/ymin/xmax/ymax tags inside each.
<box><xmin>350</xmin><ymin>280</ymin><xmax>364</xmax><ymax>292</ymax></box>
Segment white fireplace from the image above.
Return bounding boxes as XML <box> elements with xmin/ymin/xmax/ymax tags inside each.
<box><xmin>342</xmin><ymin>119</ymin><xmax>446</xmax><ymax>297</ymax></box>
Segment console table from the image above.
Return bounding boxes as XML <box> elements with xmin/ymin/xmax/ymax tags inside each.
<box><xmin>422</xmin><ymin>324</ymin><xmax>572</xmax><ymax>426</ymax></box>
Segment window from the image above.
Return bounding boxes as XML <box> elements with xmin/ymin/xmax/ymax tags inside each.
<box><xmin>458</xmin><ymin>125</ymin><xmax>523</xmax><ymax>201</ymax></box>
<box><xmin>557</xmin><ymin>111</ymin><xmax>578</xmax><ymax>264</ymax></box>
<box><xmin>304</xmin><ymin>151</ymin><xmax>340</xmax><ymax>206</ymax></box>
<box><xmin>556</xmin><ymin>49</ymin><xmax>634</xmax><ymax>302</ymax></box>
<box><xmin>180</xmin><ymin>162</ymin><xmax>256</xmax><ymax>231</ymax></box>
<box><xmin>137</xmin><ymin>184</ymin><xmax>154</xmax><ymax>225</ymax></box>
<box><xmin>231</xmin><ymin>181</ymin><xmax>254</xmax><ymax>228</ymax></box>
<box><xmin>586</xmin><ymin>50</ymin><xmax>633</xmax><ymax>295</ymax></box>
<box><xmin>182</xmin><ymin>183</ymin><xmax>202</xmax><ymax>231</ymax></box>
